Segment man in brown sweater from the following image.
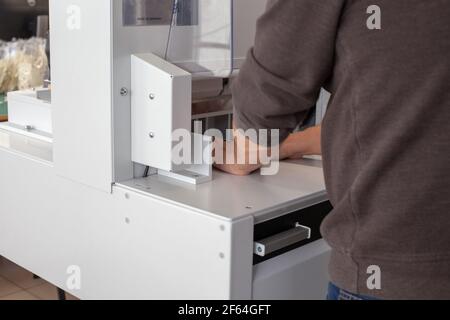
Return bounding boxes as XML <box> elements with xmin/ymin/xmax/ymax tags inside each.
<box><xmin>216</xmin><ymin>0</ymin><xmax>450</xmax><ymax>299</ymax></box>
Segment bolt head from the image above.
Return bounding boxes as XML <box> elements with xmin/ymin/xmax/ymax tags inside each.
<box><xmin>120</xmin><ymin>88</ymin><xmax>128</xmax><ymax>96</ymax></box>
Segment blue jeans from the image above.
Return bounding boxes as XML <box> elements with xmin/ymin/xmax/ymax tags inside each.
<box><xmin>327</xmin><ymin>283</ymin><xmax>379</xmax><ymax>300</ymax></box>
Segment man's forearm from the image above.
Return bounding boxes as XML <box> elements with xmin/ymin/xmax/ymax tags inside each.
<box><xmin>280</xmin><ymin>125</ymin><xmax>322</xmax><ymax>159</ymax></box>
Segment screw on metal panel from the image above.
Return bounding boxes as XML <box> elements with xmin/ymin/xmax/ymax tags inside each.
<box><xmin>219</xmin><ymin>253</ymin><xmax>225</xmax><ymax>259</ymax></box>
<box><xmin>125</xmin><ymin>217</ymin><xmax>131</xmax><ymax>224</ymax></box>
<box><xmin>149</xmin><ymin>132</ymin><xmax>155</xmax><ymax>139</ymax></box>
<box><xmin>25</xmin><ymin>125</ymin><xmax>34</xmax><ymax>131</ymax></box>
<box><xmin>149</xmin><ymin>93</ymin><xmax>155</xmax><ymax>100</ymax></box>
<box><xmin>257</xmin><ymin>246</ymin><xmax>263</xmax><ymax>253</ymax></box>
<box><xmin>125</xmin><ymin>193</ymin><xmax>130</xmax><ymax>199</ymax></box>
<box><xmin>120</xmin><ymin>87</ymin><xmax>128</xmax><ymax>96</ymax></box>
<box><xmin>220</xmin><ymin>225</ymin><xmax>225</xmax><ymax>231</ymax></box>
<box><xmin>245</xmin><ymin>206</ymin><xmax>253</xmax><ymax>210</ymax></box>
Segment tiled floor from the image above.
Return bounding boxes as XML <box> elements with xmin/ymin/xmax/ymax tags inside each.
<box><xmin>0</xmin><ymin>256</ymin><xmax>79</xmax><ymax>300</ymax></box>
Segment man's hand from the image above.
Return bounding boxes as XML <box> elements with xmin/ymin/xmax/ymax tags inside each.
<box><xmin>213</xmin><ymin>133</ymin><xmax>263</xmax><ymax>176</ymax></box>
<box><xmin>214</xmin><ymin>125</ymin><xmax>322</xmax><ymax>176</ymax></box>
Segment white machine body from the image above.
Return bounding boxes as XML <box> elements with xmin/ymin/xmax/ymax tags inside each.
<box><xmin>0</xmin><ymin>0</ymin><xmax>333</xmax><ymax>300</ymax></box>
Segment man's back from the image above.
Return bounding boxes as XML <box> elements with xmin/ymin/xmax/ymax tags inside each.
<box><xmin>232</xmin><ymin>0</ymin><xmax>450</xmax><ymax>299</ymax></box>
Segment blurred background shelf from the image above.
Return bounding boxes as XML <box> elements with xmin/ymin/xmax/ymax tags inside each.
<box><xmin>0</xmin><ymin>0</ymin><xmax>49</xmax><ymax>41</ymax></box>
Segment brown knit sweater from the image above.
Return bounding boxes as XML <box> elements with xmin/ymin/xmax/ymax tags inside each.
<box><xmin>232</xmin><ymin>0</ymin><xmax>450</xmax><ymax>299</ymax></box>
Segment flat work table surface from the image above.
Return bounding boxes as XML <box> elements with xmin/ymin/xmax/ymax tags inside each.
<box><xmin>120</xmin><ymin>159</ymin><xmax>327</xmax><ymax>222</ymax></box>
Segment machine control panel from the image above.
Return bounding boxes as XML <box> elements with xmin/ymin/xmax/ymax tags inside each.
<box><xmin>123</xmin><ymin>0</ymin><xmax>198</xmax><ymax>27</ymax></box>
<box><xmin>123</xmin><ymin>0</ymin><xmax>174</xmax><ymax>26</ymax></box>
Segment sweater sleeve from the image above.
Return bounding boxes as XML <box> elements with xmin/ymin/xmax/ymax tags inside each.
<box><xmin>232</xmin><ymin>0</ymin><xmax>345</xmax><ymax>144</ymax></box>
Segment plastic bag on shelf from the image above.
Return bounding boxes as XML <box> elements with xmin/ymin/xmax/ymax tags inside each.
<box><xmin>0</xmin><ymin>37</ymin><xmax>49</xmax><ymax>94</ymax></box>
<box><xmin>0</xmin><ymin>41</ymin><xmax>17</xmax><ymax>93</ymax></box>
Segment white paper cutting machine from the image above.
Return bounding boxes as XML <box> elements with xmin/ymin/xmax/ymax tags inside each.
<box><xmin>0</xmin><ymin>0</ymin><xmax>332</xmax><ymax>300</ymax></box>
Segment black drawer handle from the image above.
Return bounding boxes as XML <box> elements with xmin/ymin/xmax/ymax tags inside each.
<box><xmin>254</xmin><ymin>223</ymin><xmax>311</xmax><ymax>257</ymax></box>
